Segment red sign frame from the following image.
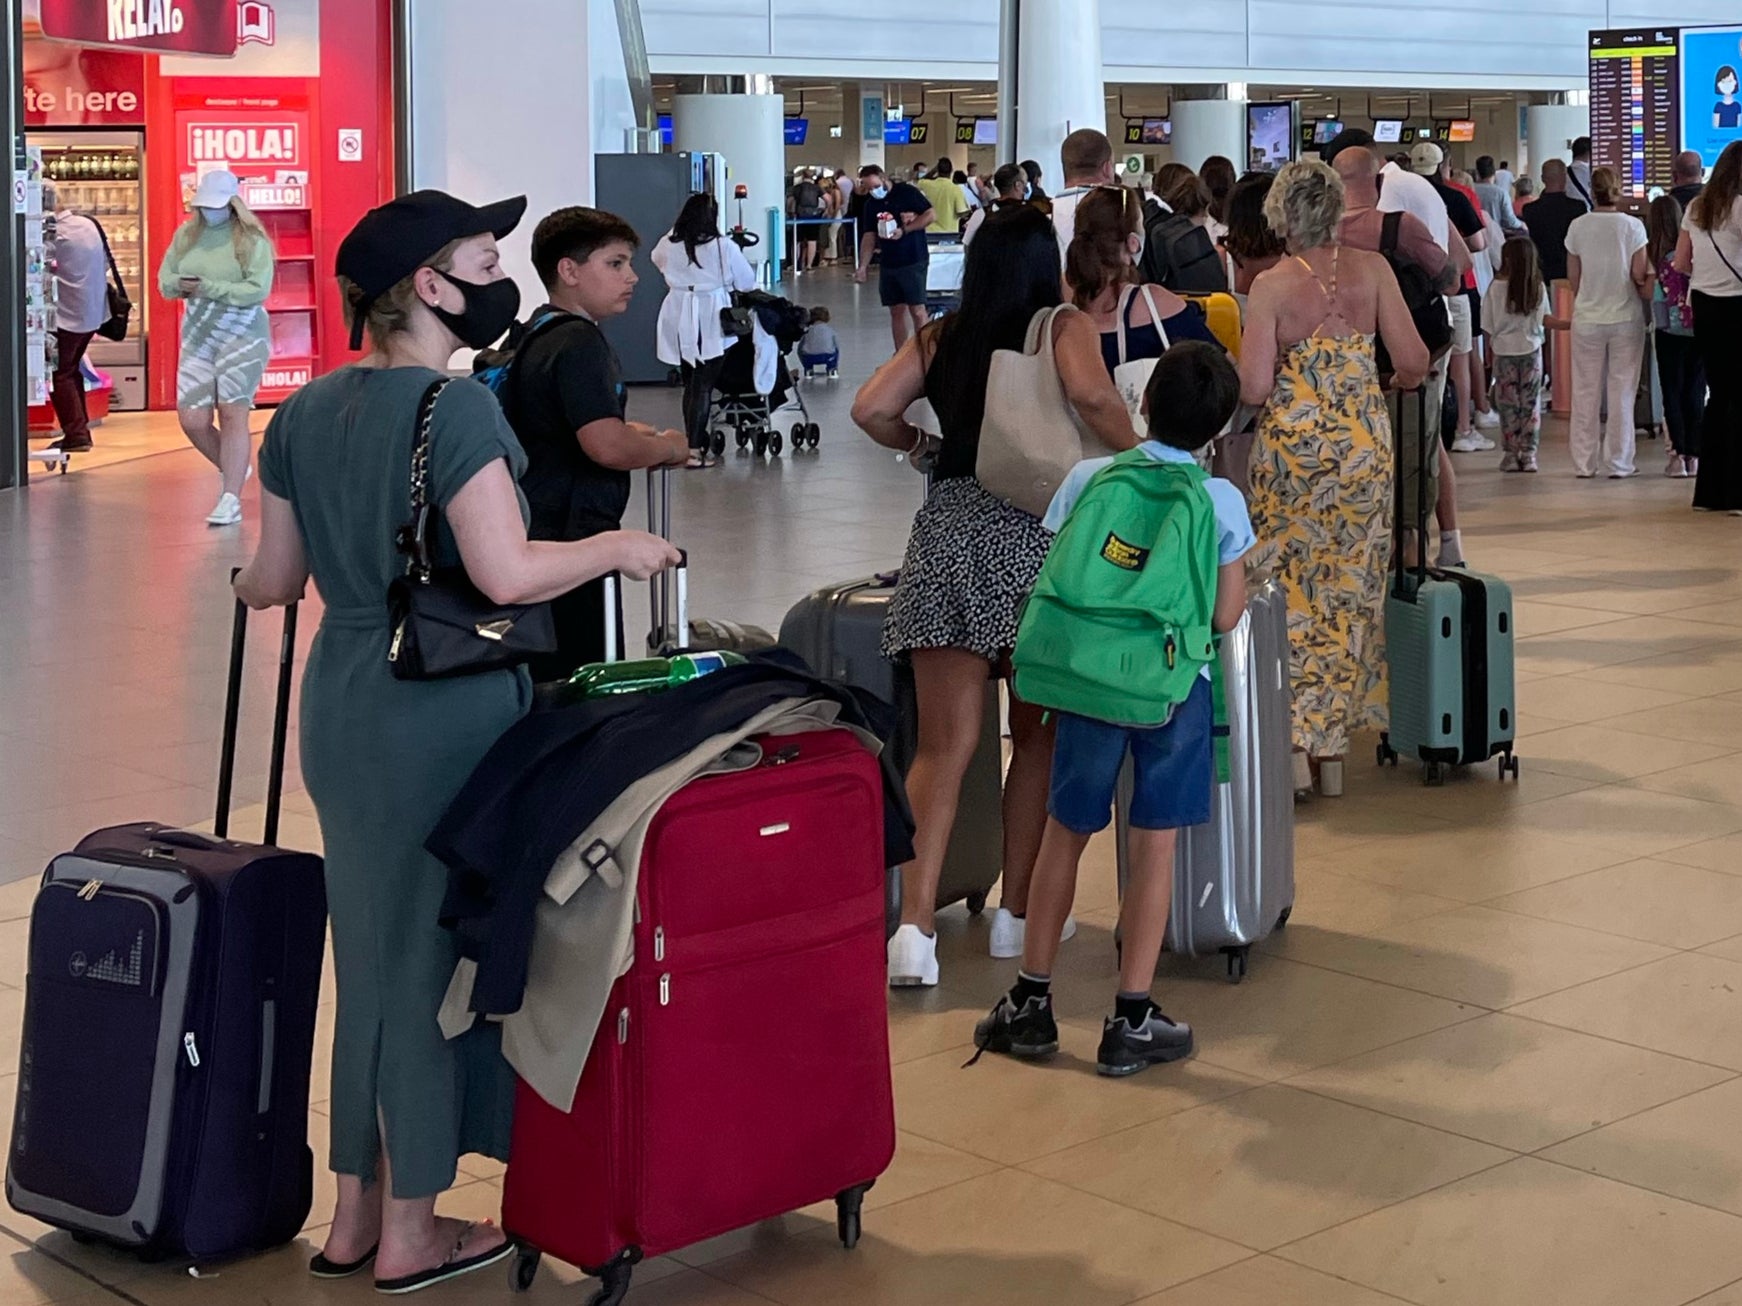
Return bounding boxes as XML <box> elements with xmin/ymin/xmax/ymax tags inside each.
<box><xmin>39</xmin><ymin>0</ymin><xmax>238</xmax><ymax>57</ymax></box>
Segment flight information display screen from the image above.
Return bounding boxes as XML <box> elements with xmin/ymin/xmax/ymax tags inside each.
<box><xmin>1589</xmin><ymin>27</ymin><xmax>1682</xmax><ymax>197</ymax></box>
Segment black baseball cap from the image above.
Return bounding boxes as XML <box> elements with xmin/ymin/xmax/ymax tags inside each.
<box><xmin>1321</xmin><ymin>128</ymin><xmax>1375</xmax><ymax>165</ymax></box>
<box><xmin>336</xmin><ymin>189</ymin><xmax>526</xmax><ymax>348</ymax></box>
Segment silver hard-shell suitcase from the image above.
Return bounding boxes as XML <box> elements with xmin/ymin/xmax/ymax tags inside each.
<box><xmin>1115</xmin><ymin>580</ymin><xmax>1295</xmax><ymax>980</ymax></box>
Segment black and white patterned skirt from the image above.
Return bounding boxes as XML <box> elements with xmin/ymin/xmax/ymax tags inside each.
<box><xmin>881</xmin><ymin>476</ymin><xmax>1054</xmax><ymax>663</ymax></box>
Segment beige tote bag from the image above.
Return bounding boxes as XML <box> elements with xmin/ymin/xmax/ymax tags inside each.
<box><xmin>976</xmin><ymin>304</ymin><xmax>1117</xmax><ymax>518</ymax></box>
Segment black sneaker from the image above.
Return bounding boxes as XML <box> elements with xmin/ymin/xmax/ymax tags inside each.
<box><xmin>1096</xmin><ymin>1008</ymin><xmax>1194</xmax><ymax>1077</ymax></box>
<box><xmin>965</xmin><ymin>994</ymin><xmax>1059</xmax><ymax>1065</ymax></box>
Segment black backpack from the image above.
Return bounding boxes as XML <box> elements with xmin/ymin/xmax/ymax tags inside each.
<box><xmin>471</xmin><ymin>310</ymin><xmax>575</xmax><ymax>421</ymax></box>
<box><xmin>1140</xmin><ymin>211</ymin><xmax>1228</xmax><ymax>294</ymax></box>
<box><xmin>792</xmin><ymin>181</ymin><xmax>823</xmax><ymax>216</ymax></box>
<box><xmin>1376</xmin><ymin>211</ymin><xmax>1452</xmax><ymax>376</ymax></box>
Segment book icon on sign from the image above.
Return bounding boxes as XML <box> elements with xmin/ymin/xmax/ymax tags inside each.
<box><xmin>239</xmin><ymin>1</ymin><xmax>276</xmax><ymax>47</ymax></box>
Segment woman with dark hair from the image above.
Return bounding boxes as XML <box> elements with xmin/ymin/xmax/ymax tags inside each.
<box><xmin>1675</xmin><ymin>139</ymin><xmax>1742</xmax><ymax>513</ymax></box>
<box><xmin>1649</xmin><ymin>195</ymin><xmax>1703</xmax><ymax>477</ymax></box>
<box><xmin>1201</xmin><ymin>154</ymin><xmax>1237</xmax><ymax>242</ymax></box>
<box><xmin>233</xmin><ymin>190</ymin><xmax>677</xmax><ymax>1292</ymax></box>
<box><xmin>1067</xmin><ymin>186</ymin><xmax>1217</xmax><ymax>409</ymax></box>
<box><xmin>1224</xmin><ymin>170</ymin><xmax>1288</xmax><ymax>295</ymax></box>
<box><xmin>1143</xmin><ymin>164</ymin><xmax>1228</xmax><ymax>292</ymax></box>
<box><xmin>852</xmin><ymin>204</ymin><xmax>1136</xmax><ymax>984</ymax></box>
<box><xmin>652</xmin><ymin>191</ymin><xmax>757</xmax><ymax>468</ymax></box>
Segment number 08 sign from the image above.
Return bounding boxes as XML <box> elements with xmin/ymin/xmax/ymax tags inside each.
<box><xmin>38</xmin><ymin>0</ymin><xmax>240</xmax><ymax>56</ymax></box>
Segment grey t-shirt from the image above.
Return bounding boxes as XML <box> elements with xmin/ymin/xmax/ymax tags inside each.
<box><xmin>54</xmin><ymin>213</ymin><xmax>109</xmax><ymax>335</ymax></box>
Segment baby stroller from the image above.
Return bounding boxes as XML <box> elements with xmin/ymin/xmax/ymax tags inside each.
<box><xmin>708</xmin><ymin>290</ymin><xmax>821</xmax><ymax>456</ymax></box>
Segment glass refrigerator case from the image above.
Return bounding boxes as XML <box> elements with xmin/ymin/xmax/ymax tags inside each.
<box><xmin>32</xmin><ymin>131</ymin><xmax>147</xmax><ymax>410</ymax></box>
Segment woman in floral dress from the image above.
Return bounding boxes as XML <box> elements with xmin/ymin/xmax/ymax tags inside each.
<box><xmin>1237</xmin><ymin>161</ymin><xmax>1429</xmax><ymax>796</ymax></box>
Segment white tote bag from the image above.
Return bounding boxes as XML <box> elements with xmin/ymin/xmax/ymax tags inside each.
<box><xmin>1110</xmin><ymin>284</ymin><xmax>1172</xmax><ymax>436</ymax></box>
<box><xmin>977</xmin><ymin>304</ymin><xmax>1116</xmax><ymax>518</ymax></box>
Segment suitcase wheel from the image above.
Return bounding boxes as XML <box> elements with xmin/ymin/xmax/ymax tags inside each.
<box><xmin>582</xmin><ymin>1248</ymin><xmax>642</xmax><ymax>1306</ymax></box>
<box><xmin>965</xmin><ymin>890</ymin><xmax>987</xmax><ymax>916</ymax></box>
<box><xmin>1423</xmin><ymin>761</ymin><xmax>1449</xmax><ymax>787</ymax></box>
<box><xmin>510</xmin><ymin>1248</ymin><xmax>541</xmax><ymax>1293</ymax></box>
<box><xmin>1499</xmin><ymin>753</ymin><xmax>1521</xmax><ymax>781</ymax></box>
<box><xmin>1376</xmin><ymin>734</ymin><xmax>1399</xmax><ymax>767</ymax></box>
<box><xmin>1274</xmin><ymin>905</ymin><xmax>1292</xmax><ymax>931</ymax></box>
<box><xmin>836</xmin><ymin>1182</ymin><xmax>874</xmax><ymax>1250</ymax></box>
<box><xmin>1223</xmin><ymin>946</ymin><xmax>1250</xmax><ymax>984</ymax></box>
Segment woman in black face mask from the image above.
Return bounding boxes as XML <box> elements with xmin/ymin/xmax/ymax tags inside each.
<box><xmin>232</xmin><ymin>190</ymin><xmax>678</xmax><ymax>1296</ymax></box>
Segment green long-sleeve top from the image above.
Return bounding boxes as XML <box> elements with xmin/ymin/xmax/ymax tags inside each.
<box><xmin>157</xmin><ymin>221</ymin><xmax>275</xmax><ymax>309</ymax></box>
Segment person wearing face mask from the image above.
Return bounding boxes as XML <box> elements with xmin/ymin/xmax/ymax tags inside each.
<box><xmin>962</xmin><ymin>162</ymin><xmax>1033</xmax><ymax>245</ymax></box>
<box><xmin>855</xmin><ymin>163</ymin><xmax>935</xmax><ymax>350</ymax></box>
<box><xmin>233</xmin><ymin>189</ymin><xmax>678</xmax><ymax>1295</ymax></box>
<box><xmin>157</xmin><ymin>169</ymin><xmax>276</xmax><ymax>525</ymax></box>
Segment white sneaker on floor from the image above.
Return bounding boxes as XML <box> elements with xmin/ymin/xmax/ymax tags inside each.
<box><xmin>1667</xmin><ymin>452</ymin><xmax>1688</xmax><ymax>478</ymax></box>
<box><xmin>1450</xmin><ymin>432</ymin><xmax>1494</xmax><ymax>453</ymax></box>
<box><xmin>206</xmin><ymin>492</ymin><xmax>242</xmax><ymax>527</ymax></box>
<box><xmin>887</xmin><ymin>923</ymin><xmax>939</xmax><ymax>988</ymax></box>
<box><xmin>987</xmin><ymin>907</ymin><xmax>1079</xmax><ymax>959</ymax></box>
<box><xmin>1473</xmin><ymin>408</ymin><xmax>1501</xmax><ymax>430</ymax></box>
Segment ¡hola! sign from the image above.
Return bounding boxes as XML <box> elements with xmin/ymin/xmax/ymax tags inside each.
<box><xmin>38</xmin><ymin>0</ymin><xmax>239</xmax><ymax>57</ymax></box>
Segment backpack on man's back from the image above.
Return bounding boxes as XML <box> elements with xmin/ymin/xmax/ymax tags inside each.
<box><xmin>1376</xmin><ymin>211</ymin><xmax>1452</xmax><ymax>375</ymax></box>
<box><xmin>1140</xmin><ymin>211</ymin><xmax>1228</xmax><ymax>295</ymax></box>
<box><xmin>472</xmin><ymin>309</ymin><xmax>574</xmax><ymax>418</ymax></box>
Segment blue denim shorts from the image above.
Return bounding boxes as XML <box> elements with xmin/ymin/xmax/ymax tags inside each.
<box><xmin>1047</xmin><ymin>676</ymin><xmax>1214</xmax><ymax>835</ymax></box>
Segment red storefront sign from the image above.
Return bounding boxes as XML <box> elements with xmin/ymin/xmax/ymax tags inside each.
<box><xmin>39</xmin><ymin>0</ymin><xmax>238</xmax><ymax>57</ymax></box>
<box><xmin>23</xmin><ymin>45</ymin><xmax>146</xmax><ymax>126</ymax></box>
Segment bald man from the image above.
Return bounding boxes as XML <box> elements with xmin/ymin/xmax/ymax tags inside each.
<box><xmin>1523</xmin><ymin>159</ymin><xmax>1586</xmax><ymax>282</ymax></box>
<box><xmin>1671</xmin><ymin>151</ymin><xmax>1705</xmax><ymax>211</ymax></box>
<box><xmin>1334</xmin><ymin>147</ymin><xmax>1456</xmax><ymax>291</ymax></box>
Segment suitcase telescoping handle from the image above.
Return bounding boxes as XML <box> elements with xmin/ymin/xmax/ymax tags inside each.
<box><xmin>1393</xmin><ymin>384</ymin><xmax>1431</xmax><ymax>598</ymax></box>
<box><xmin>602</xmin><ymin>549</ymin><xmax>689</xmax><ymax>664</ymax></box>
<box><xmin>645</xmin><ymin>465</ymin><xmax>680</xmax><ymax>653</ymax></box>
<box><xmin>217</xmin><ymin>569</ymin><xmax>298</xmax><ymax>845</ymax></box>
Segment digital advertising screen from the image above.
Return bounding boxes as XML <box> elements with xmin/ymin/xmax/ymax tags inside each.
<box><xmin>1247</xmin><ymin>102</ymin><xmax>1292</xmax><ymax>171</ymax></box>
<box><xmin>1313</xmin><ymin>119</ymin><xmax>1344</xmax><ymax>146</ymax></box>
<box><xmin>883</xmin><ymin>117</ymin><xmax>911</xmax><ymax>146</ymax></box>
<box><xmin>1373</xmin><ymin>119</ymin><xmax>1404</xmax><ymax>144</ymax></box>
<box><xmin>974</xmin><ymin>117</ymin><xmax>999</xmax><ymax>146</ymax></box>
<box><xmin>658</xmin><ymin>113</ymin><xmax>673</xmax><ymax>146</ymax></box>
<box><xmin>1591</xmin><ymin>27</ymin><xmax>1683</xmax><ymax>196</ymax></box>
<box><xmin>783</xmin><ymin>117</ymin><xmax>808</xmax><ymax>147</ymax></box>
<box><xmin>1681</xmin><ymin>24</ymin><xmax>1742</xmax><ymax>170</ymax></box>
<box><xmin>1141</xmin><ymin>117</ymin><xmax>1171</xmax><ymax>145</ymax></box>
<box><xmin>1446</xmin><ymin>119</ymin><xmax>1476</xmax><ymax>142</ymax></box>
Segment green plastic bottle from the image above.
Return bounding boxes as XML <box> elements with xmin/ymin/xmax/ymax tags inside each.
<box><xmin>562</xmin><ymin>650</ymin><xmax>747</xmax><ymax>700</ymax></box>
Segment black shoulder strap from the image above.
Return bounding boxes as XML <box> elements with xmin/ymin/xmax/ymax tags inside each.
<box><xmin>83</xmin><ymin>214</ymin><xmax>126</xmax><ymax>289</ymax></box>
<box><xmin>1380</xmin><ymin>209</ymin><xmax>1403</xmax><ymax>257</ymax></box>
<box><xmin>1569</xmin><ymin>168</ymin><xmax>1594</xmax><ymax>206</ymax></box>
<box><xmin>400</xmin><ymin>378</ymin><xmax>454</xmax><ymax>579</ymax></box>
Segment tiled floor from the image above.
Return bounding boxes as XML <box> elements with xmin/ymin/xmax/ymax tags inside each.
<box><xmin>4</xmin><ymin>266</ymin><xmax>1742</xmax><ymax>1304</ymax></box>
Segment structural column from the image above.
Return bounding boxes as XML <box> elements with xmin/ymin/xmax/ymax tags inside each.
<box><xmin>842</xmin><ymin>82</ymin><xmax>884</xmax><ymax>173</ymax></box>
<box><xmin>672</xmin><ymin>91</ymin><xmax>785</xmax><ymax>270</ymax></box>
<box><xmin>1170</xmin><ymin>89</ymin><xmax>1247</xmax><ymax>174</ymax></box>
<box><xmin>1525</xmin><ymin>103</ymin><xmax>1590</xmax><ymax>168</ymax></box>
<box><xmin>1004</xmin><ymin>0</ymin><xmax>1104</xmax><ymax>181</ymax></box>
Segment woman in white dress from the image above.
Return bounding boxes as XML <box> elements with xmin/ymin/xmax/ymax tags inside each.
<box><xmin>651</xmin><ymin>193</ymin><xmax>758</xmax><ymax>468</ymax></box>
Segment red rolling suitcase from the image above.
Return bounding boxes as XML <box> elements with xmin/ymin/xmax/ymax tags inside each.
<box><xmin>501</xmin><ymin>727</ymin><xmax>895</xmax><ymax>1305</ymax></box>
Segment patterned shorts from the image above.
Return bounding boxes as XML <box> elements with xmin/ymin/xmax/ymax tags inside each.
<box><xmin>177</xmin><ymin>301</ymin><xmax>270</xmax><ymax>408</ymax></box>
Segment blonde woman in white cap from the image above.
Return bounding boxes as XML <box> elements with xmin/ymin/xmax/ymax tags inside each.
<box><xmin>157</xmin><ymin>168</ymin><xmax>276</xmax><ymax>525</ymax></box>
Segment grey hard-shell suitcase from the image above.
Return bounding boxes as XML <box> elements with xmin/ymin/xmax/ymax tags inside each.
<box><xmin>780</xmin><ymin>573</ymin><xmax>1004</xmax><ymax>914</ymax></box>
<box><xmin>1115</xmin><ymin>580</ymin><xmax>1295</xmax><ymax>981</ymax></box>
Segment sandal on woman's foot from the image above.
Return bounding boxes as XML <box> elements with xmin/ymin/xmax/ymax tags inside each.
<box><xmin>310</xmin><ymin>1243</ymin><xmax>379</xmax><ymax>1279</ymax></box>
<box><xmin>684</xmin><ymin>452</ymin><xmax>719</xmax><ymax>469</ymax></box>
<box><xmin>374</xmin><ymin>1223</ymin><xmax>514</xmax><ymax>1296</ymax></box>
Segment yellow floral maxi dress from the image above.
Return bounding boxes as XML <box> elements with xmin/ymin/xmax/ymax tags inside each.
<box><xmin>1246</xmin><ymin>332</ymin><xmax>1394</xmax><ymax>757</ymax></box>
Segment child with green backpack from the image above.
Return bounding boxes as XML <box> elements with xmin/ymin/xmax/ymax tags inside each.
<box><xmin>973</xmin><ymin>341</ymin><xmax>1253</xmax><ymax>1077</ymax></box>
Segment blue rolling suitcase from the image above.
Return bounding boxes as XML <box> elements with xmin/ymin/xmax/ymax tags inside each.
<box><xmin>1380</xmin><ymin>387</ymin><xmax>1521</xmax><ymax>785</ymax></box>
<box><xmin>6</xmin><ymin>597</ymin><xmax>327</xmax><ymax>1262</ymax></box>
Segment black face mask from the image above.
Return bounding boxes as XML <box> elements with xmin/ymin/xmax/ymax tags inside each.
<box><xmin>429</xmin><ymin>268</ymin><xmax>520</xmax><ymax>349</ymax></box>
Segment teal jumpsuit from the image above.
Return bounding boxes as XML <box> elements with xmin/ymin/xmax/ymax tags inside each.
<box><xmin>258</xmin><ymin>366</ymin><xmax>528</xmax><ymax>1198</ymax></box>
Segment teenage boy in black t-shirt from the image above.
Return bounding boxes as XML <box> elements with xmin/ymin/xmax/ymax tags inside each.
<box><xmin>511</xmin><ymin>207</ymin><xmax>689</xmax><ymax>682</ymax></box>
<box><xmin>853</xmin><ymin>165</ymin><xmax>934</xmax><ymax>351</ymax></box>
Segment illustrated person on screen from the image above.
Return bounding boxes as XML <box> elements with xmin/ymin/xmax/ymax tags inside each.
<box><xmin>1718</xmin><ymin>66</ymin><xmax>1741</xmax><ymax>131</ymax></box>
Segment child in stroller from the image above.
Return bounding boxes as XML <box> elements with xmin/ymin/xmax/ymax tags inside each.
<box><xmin>798</xmin><ymin>306</ymin><xmax>841</xmax><ymax>378</ymax></box>
<box><xmin>708</xmin><ymin>290</ymin><xmax>822</xmax><ymax>456</ymax></box>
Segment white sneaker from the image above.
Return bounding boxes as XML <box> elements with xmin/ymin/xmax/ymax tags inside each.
<box><xmin>206</xmin><ymin>492</ymin><xmax>242</xmax><ymax>527</ymax></box>
<box><xmin>1450</xmin><ymin>432</ymin><xmax>1494</xmax><ymax>453</ymax></box>
<box><xmin>887</xmin><ymin>923</ymin><xmax>939</xmax><ymax>988</ymax></box>
<box><xmin>1473</xmin><ymin>407</ymin><xmax>1500</xmax><ymax>430</ymax></box>
<box><xmin>987</xmin><ymin>907</ymin><xmax>1079</xmax><ymax>959</ymax></box>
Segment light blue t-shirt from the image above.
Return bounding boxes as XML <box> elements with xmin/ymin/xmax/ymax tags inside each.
<box><xmin>1043</xmin><ymin>440</ymin><xmax>1256</xmax><ymax>566</ymax></box>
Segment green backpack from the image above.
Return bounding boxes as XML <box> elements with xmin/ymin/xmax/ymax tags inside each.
<box><xmin>1014</xmin><ymin>449</ymin><xmax>1220</xmax><ymax>727</ymax></box>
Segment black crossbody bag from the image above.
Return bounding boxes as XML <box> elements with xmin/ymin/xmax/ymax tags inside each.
<box><xmin>386</xmin><ymin>379</ymin><xmax>556</xmax><ymax>680</ymax></box>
